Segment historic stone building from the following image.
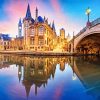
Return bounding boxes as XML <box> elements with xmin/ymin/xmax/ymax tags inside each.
<box><xmin>23</xmin><ymin>4</ymin><xmax>67</xmax><ymax>52</ymax></box>
<box><xmin>0</xmin><ymin>4</ymin><xmax>68</xmax><ymax>52</ymax></box>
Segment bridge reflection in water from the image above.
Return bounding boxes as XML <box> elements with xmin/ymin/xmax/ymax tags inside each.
<box><xmin>0</xmin><ymin>55</ymin><xmax>100</xmax><ymax>100</ymax></box>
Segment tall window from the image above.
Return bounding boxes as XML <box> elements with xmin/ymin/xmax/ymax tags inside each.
<box><xmin>38</xmin><ymin>26</ymin><xmax>44</xmax><ymax>35</ymax></box>
<box><xmin>31</xmin><ymin>28</ymin><xmax>35</xmax><ymax>35</ymax></box>
<box><xmin>30</xmin><ymin>38</ymin><xmax>34</xmax><ymax>45</ymax></box>
<box><xmin>39</xmin><ymin>38</ymin><xmax>44</xmax><ymax>45</ymax></box>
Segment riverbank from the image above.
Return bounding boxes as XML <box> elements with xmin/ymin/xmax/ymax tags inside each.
<box><xmin>0</xmin><ymin>51</ymin><xmax>99</xmax><ymax>56</ymax></box>
<box><xmin>0</xmin><ymin>50</ymin><xmax>75</xmax><ymax>56</ymax></box>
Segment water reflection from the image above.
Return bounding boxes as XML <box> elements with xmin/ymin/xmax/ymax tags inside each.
<box><xmin>0</xmin><ymin>55</ymin><xmax>69</xmax><ymax>98</ymax></box>
<box><xmin>0</xmin><ymin>55</ymin><xmax>100</xmax><ymax>100</ymax></box>
<box><xmin>75</xmin><ymin>56</ymin><xmax>100</xmax><ymax>100</ymax></box>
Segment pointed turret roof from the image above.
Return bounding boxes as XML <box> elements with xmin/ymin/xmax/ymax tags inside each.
<box><xmin>44</xmin><ymin>16</ymin><xmax>46</xmax><ymax>21</ymax></box>
<box><xmin>18</xmin><ymin>18</ymin><xmax>22</xmax><ymax>26</ymax></box>
<box><xmin>25</xmin><ymin>4</ymin><xmax>32</xmax><ymax>19</ymax></box>
<box><xmin>52</xmin><ymin>21</ymin><xmax>56</xmax><ymax>31</ymax></box>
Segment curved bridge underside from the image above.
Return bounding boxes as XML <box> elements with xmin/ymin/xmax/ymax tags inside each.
<box><xmin>68</xmin><ymin>18</ymin><xmax>100</xmax><ymax>54</ymax></box>
<box><xmin>76</xmin><ymin>33</ymin><xmax>100</xmax><ymax>54</ymax></box>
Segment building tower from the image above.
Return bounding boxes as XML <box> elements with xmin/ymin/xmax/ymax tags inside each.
<box><xmin>52</xmin><ymin>21</ymin><xmax>56</xmax><ymax>32</ymax></box>
<box><xmin>35</xmin><ymin>7</ymin><xmax>38</xmax><ymax>22</ymax></box>
<box><xmin>23</xmin><ymin>4</ymin><xmax>34</xmax><ymax>49</ymax></box>
<box><xmin>60</xmin><ymin>28</ymin><xmax>65</xmax><ymax>39</ymax></box>
<box><xmin>18</xmin><ymin>18</ymin><xmax>22</xmax><ymax>37</ymax></box>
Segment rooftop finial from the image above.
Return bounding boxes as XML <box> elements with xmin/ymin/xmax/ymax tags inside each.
<box><xmin>52</xmin><ymin>20</ymin><xmax>55</xmax><ymax>31</ymax></box>
<box><xmin>36</xmin><ymin>7</ymin><xmax>38</xmax><ymax>21</ymax></box>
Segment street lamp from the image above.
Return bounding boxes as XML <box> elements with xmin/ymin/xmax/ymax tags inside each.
<box><xmin>85</xmin><ymin>7</ymin><xmax>91</xmax><ymax>22</ymax></box>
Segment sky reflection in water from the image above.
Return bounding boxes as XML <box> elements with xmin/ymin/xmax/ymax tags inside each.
<box><xmin>0</xmin><ymin>55</ymin><xmax>100</xmax><ymax>100</ymax></box>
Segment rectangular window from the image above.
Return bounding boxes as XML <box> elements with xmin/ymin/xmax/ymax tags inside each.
<box><xmin>30</xmin><ymin>38</ymin><xmax>34</xmax><ymax>45</ymax></box>
<box><xmin>39</xmin><ymin>38</ymin><xmax>44</xmax><ymax>45</ymax></box>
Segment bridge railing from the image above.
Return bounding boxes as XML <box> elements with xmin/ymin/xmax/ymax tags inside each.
<box><xmin>74</xmin><ymin>17</ymin><xmax>100</xmax><ymax>39</ymax></box>
<box><xmin>68</xmin><ymin>18</ymin><xmax>100</xmax><ymax>43</ymax></box>
<box><xmin>91</xmin><ymin>18</ymin><xmax>100</xmax><ymax>27</ymax></box>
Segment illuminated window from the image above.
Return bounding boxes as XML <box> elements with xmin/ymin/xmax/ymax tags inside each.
<box><xmin>30</xmin><ymin>38</ymin><xmax>34</xmax><ymax>45</ymax></box>
<box><xmin>39</xmin><ymin>38</ymin><xmax>44</xmax><ymax>45</ymax></box>
<box><xmin>38</xmin><ymin>26</ymin><xmax>44</xmax><ymax>35</ymax></box>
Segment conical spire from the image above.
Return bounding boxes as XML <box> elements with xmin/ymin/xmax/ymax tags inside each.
<box><xmin>18</xmin><ymin>18</ymin><xmax>22</xmax><ymax>27</ymax></box>
<box><xmin>52</xmin><ymin>21</ymin><xmax>55</xmax><ymax>31</ymax></box>
<box><xmin>35</xmin><ymin>7</ymin><xmax>38</xmax><ymax>22</ymax></box>
<box><xmin>44</xmin><ymin>16</ymin><xmax>46</xmax><ymax>22</ymax></box>
<box><xmin>25</xmin><ymin>4</ymin><xmax>32</xmax><ymax>19</ymax></box>
<box><xmin>36</xmin><ymin>7</ymin><xmax>38</xmax><ymax>18</ymax></box>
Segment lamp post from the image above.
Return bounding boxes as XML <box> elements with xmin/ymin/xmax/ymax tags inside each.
<box><xmin>85</xmin><ymin>7</ymin><xmax>91</xmax><ymax>27</ymax></box>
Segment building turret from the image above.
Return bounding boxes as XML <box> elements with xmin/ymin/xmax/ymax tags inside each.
<box><xmin>44</xmin><ymin>16</ymin><xmax>46</xmax><ymax>22</ymax></box>
<box><xmin>23</xmin><ymin>4</ymin><xmax>34</xmax><ymax>49</ymax></box>
<box><xmin>52</xmin><ymin>21</ymin><xmax>56</xmax><ymax>32</ymax></box>
<box><xmin>60</xmin><ymin>28</ymin><xmax>65</xmax><ymax>39</ymax></box>
<box><xmin>35</xmin><ymin>7</ymin><xmax>38</xmax><ymax>22</ymax></box>
<box><xmin>18</xmin><ymin>18</ymin><xmax>22</xmax><ymax>37</ymax></box>
<box><xmin>45</xmin><ymin>18</ymin><xmax>48</xmax><ymax>24</ymax></box>
<box><xmin>67</xmin><ymin>33</ymin><xmax>71</xmax><ymax>41</ymax></box>
<box><xmin>23</xmin><ymin>4</ymin><xmax>34</xmax><ymax>22</ymax></box>
<box><xmin>25</xmin><ymin>4</ymin><xmax>32</xmax><ymax>20</ymax></box>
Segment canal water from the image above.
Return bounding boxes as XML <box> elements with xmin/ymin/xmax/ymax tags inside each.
<box><xmin>0</xmin><ymin>54</ymin><xmax>100</xmax><ymax>100</ymax></box>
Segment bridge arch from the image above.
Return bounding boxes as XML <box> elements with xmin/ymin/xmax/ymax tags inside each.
<box><xmin>75</xmin><ymin>31</ymin><xmax>100</xmax><ymax>54</ymax></box>
<box><xmin>68</xmin><ymin>18</ymin><xmax>100</xmax><ymax>54</ymax></box>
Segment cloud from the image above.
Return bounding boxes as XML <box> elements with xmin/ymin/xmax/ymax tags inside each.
<box><xmin>0</xmin><ymin>0</ymin><xmax>83</xmax><ymax>37</ymax></box>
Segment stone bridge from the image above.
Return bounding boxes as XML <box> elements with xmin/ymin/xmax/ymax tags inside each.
<box><xmin>68</xmin><ymin>18</ymin><xmax>100</xmax><ymax>54</ymax></box>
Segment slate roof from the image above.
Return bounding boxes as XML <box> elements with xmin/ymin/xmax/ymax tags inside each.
<box><xmin>0</xmin><ymin>34</ymin><xmax>11</xmax><ymax>41</ymax></box>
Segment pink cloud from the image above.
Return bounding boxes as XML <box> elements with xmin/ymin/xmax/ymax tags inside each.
<box><xmin>0</xmin><ymin>0</ymin><xmax>83</xmax><ymax>37</ymax></box>
<box><xmin>51</xmin><ymin>0</ymin><xmax>61</xmax><ymax>13</ymax></box>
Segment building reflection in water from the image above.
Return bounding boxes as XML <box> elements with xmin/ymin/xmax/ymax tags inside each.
<box><xmin>0</xmin><ymin>55</ymin><xmax>69</xmax><ymax>98</ymax></box>
<box><xmin>1</xmin><ymin>55</ymin><xmax>100</xmax><ymax>99</ymax></box>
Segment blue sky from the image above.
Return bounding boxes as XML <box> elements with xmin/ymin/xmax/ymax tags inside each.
<box><xmin>0</xmin><ymin>0</ymin><xmax>100</xmax><ymax>37</ymax></box>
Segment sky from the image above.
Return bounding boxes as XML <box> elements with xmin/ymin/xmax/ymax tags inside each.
<box><xmin>0</xmin><ymin>0</ymin><xmax>100</xmax><ymax>37</ymax></box>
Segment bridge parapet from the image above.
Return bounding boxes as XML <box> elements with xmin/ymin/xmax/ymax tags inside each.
<box><xmin>91</xmin><ymin>18</ymin><xmax>100</xmax><ymax>27</ymax></box>
<box><xmin>75</xmin><ymin>17</ymin><xmax>100</xmax><ymax>39</ymax></box>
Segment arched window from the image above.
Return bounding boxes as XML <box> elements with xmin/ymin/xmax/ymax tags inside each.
<box><xmin>38</xmin><ymin>26</ymin><xmax>44</xmax><ymax>35</ymax></box>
